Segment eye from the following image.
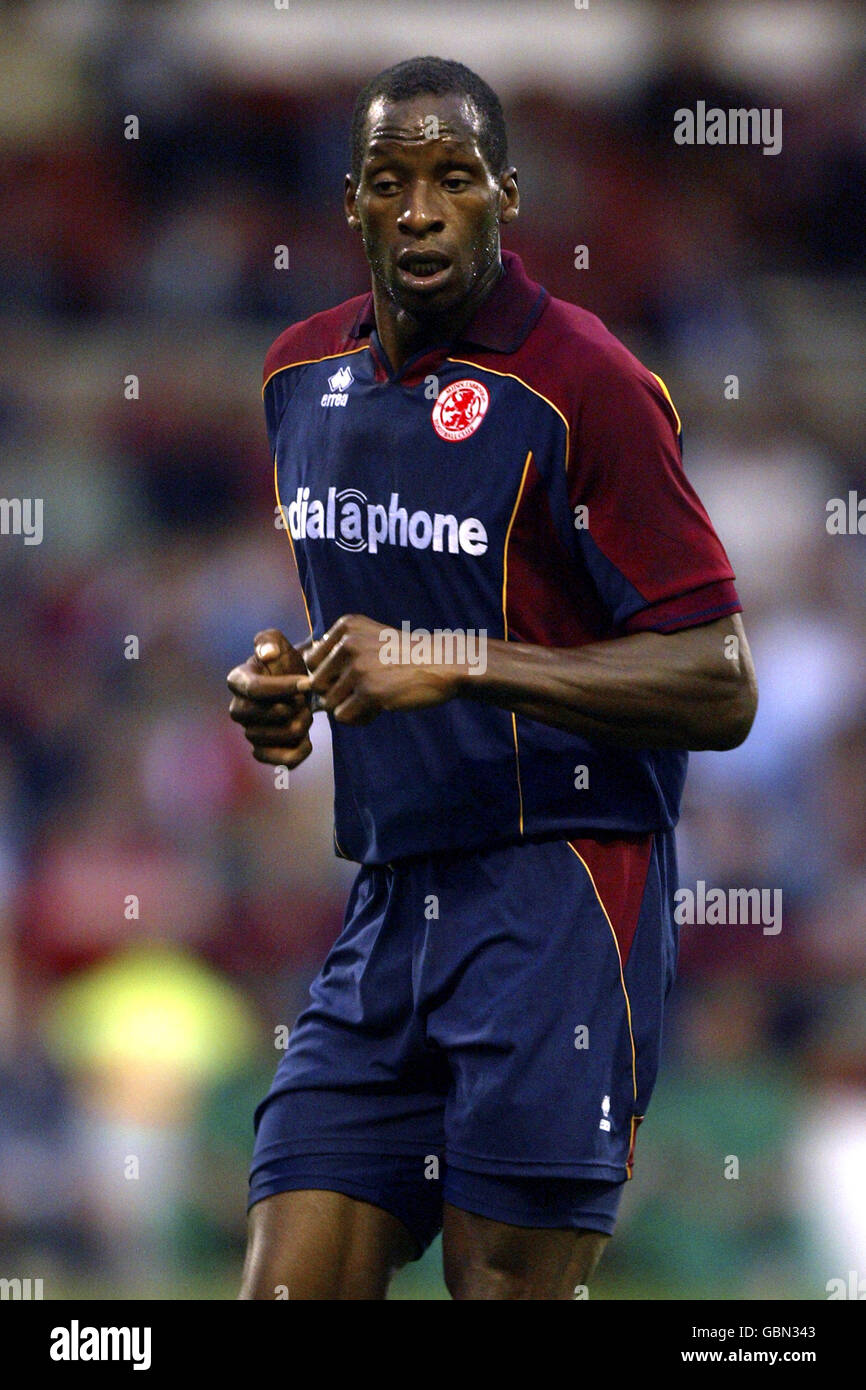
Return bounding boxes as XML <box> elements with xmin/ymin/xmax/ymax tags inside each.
<box><xmin>442</xmin><ymin>175</ymin><xmax>470</xmax><ymax>191</ymax></box>
<box><xmin>371</xmin><ymin>178</ymin><xmax>400</xmax><ymax>195</ymax></box>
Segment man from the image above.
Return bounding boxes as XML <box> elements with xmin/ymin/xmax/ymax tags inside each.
<box><xmin>228</xmin><ymin>56</ymin><xmax>757</xmax><ymax>1300</ymax></box>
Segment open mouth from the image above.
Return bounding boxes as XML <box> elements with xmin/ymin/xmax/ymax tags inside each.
<box><xmin>396</xmin><ymin>251</ymin><xmax>452</xmax><ymax>289</ymax></box>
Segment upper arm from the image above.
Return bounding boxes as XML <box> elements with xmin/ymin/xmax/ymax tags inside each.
<box><xmin>567</xmin><ymin>351</ymin><xmax>742</xmax><ymax>635</ymax></box>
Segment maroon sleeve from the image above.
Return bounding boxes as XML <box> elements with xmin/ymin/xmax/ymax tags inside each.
<box><xmin>568</xmin><ymin>345</ymin><xmax>742</xmax><ymax>633</ymax></box>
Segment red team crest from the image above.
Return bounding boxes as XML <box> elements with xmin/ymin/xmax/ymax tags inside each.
<box><xmin>431</xmin><ymin>379</ymin><xmax>490</xmax><ymax>441</ymax></box>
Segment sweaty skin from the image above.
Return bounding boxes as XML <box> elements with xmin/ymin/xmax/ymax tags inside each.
<box><xmin>229</xmin><ymin>92</ymin><xmax>757</xmax><ymax>755</ymax></box>
<box><xmin>344</xmin><ymin>92</ymin><xmax>519</xmax><ymax>372</ymax></box>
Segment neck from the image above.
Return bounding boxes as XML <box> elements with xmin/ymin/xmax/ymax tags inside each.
<box><xmin>372</xmin><ymin>256</ymin><xmax>503</xmax><ymax>372</ymax></box>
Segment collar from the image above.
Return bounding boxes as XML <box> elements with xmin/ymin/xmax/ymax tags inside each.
<box><xmin>348</xmin><ymin>249</ymin><xmax>547</xmax><ymax>355</ymax></box>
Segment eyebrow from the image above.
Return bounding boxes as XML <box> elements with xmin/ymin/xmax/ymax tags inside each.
<box><xmin>364</xmin><ymin>141</ymin><xmax>480</xmax><ymax>166</ymax></box>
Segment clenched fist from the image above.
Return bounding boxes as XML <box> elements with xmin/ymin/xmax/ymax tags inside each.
<box><xmin>227</xmin><ymin>629</ymin><xmax>313</xmax><ymax>768</ymax></box>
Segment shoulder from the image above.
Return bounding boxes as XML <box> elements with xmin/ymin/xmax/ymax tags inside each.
<box><xmin>263</xmin><ymin>292</ymin><xmax>371</xmax><ymax>391</ymax></box>
<box><xmin>544</xmin><ymin>293</ymin><xmax>663</xmax><ymax>395</ymax></box>
<box><xmin>517</xmin><ymin>291</ymin><xmax>677</xmax><ymax>432</ymax></box>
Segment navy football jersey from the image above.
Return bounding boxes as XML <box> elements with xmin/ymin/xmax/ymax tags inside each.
<box><xmin>262</xmin><ymin>251</ymin><xmax>741</xmax><ymax>864</ymax></box>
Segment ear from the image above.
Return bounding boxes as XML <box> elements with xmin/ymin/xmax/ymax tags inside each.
<box><xmin>344</xmin><ymin>174</ymin><xmax>361</xmax><ymax>231</ymax></box>
<box><xmin>498</xmin><ymin>167</ymin><xmax>519</xmax><ymax>224</ymax></box>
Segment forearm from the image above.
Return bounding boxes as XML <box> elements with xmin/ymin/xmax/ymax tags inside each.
<box><xmin>455</xmin><ymin>618</ymin><xmax>757</xmax><ymax>751</ymax></box>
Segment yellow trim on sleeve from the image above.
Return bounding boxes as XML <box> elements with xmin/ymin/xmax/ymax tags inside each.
<box><xmin>650</xmin><ymin>372</ymin><xmax>682</xmax><ymax>436</ymax></box>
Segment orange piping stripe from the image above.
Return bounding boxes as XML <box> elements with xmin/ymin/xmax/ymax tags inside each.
<box><xmin>446</xmin><ymin>357</ymin><xmax>570</xmax><ymax>473</ymax></box>
<box><xmin>262</xmin><ymin>344</ymin><xmax>371</xmax><ymax>399</ymax></box>
<box><xmin>273</xmin><ymin>452</ymin><xmax>313</xmax><ymax>638</ymax></box>
<box><xmin>502</xmin><ymin>448</ymin><xmax>533</xmax><ymax>638</ymax></box>
<box><xmin>650</xmin><ymin>371</ymin><xmax>682</xmax><ymax>436</ymax></box>
<box><xmin>502</xmin><ymin>450</ymin><xmax>533</xmax><ymax>837</ymax></box>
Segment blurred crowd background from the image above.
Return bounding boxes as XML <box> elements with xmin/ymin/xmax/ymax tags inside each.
<box><xmin>1</xmin><ymin>0</ymin><xmax>865</xmax><ymax>1300</ymax></box>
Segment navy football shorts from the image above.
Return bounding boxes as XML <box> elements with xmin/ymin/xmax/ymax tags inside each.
<box><xmin>248</xmin><ymin>831</ymin><xmax>679</xmax><ymax>1257</ymax></box>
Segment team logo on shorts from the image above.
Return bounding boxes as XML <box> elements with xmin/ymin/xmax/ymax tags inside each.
<box><xmin>431</xmin><ymin>379</ymin><xmax>490</xmax><ymax>441</ymax></box>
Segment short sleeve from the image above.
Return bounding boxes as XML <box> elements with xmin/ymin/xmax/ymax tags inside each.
<box><xmin>568</xmin><ymin>351</ymin><xmax>741</xmax><ymax>633</ymax></box>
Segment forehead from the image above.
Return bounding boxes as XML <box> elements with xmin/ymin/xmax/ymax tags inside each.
<box><xmin>362</xmin><ymin>91</ymin><xmax>484</xmax><ymax>157</ymax></box>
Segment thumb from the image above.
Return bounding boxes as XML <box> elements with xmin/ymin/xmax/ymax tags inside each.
<box><xmin>254</xmin><ymin>629</ymin><xmax>308</xmax><ymax>677</ymax></box>
<box><xmin>254</xmin><ymin>628</ymin><xmax>292</xmax><ymax>673</ymax></box>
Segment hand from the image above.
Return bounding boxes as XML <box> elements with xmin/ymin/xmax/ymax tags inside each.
<box><xmin>297</xmin><ymin>614</ymin><xmax>459</xmax><ymax>725</ymax></box>
<box><xmin>227</xmin><ymin>629</ymin><xmax>313</xmax><ymax>767</ymax></box>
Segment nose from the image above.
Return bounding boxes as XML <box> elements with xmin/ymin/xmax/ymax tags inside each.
<box><xmin>397</xmin><ymin>179</ymin><xmax>445</xmax><ymax>236</ymax></box>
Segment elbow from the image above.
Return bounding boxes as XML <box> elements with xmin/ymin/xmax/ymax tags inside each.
<box><xmin>713</xmin><ymin>668</ymin><xmax>758</xmax><ymax>750</ymax></box>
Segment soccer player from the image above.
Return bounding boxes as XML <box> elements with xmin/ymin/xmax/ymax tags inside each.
<box><xmin>229</xmin><ymin>56</ymin><xmax>757</xmax><ymax>1300</ymax></box>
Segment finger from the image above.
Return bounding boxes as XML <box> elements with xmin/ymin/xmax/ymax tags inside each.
<box><xmin>227</xmin><ymin>668</ymin><xmax>309</xmax><ymax>701</ymax></box>
<box><xmin>242</xmin><ymin>709</ymin><xmax>312</xmax><ymax>740</ymax></box>
<box><xmin>244</xmin><ymin>724</ymin><xmax>309</xmax><ymax>748</ymax></box>
<box><xmin>315</xmin><ymin>662</ymin><xmax>358</xmax><ymax>713</ymax></box>
<box><xmin>253</xmin><ymin>629</ymin><xmax>291</xmax><ymax>668</ymax></box>
<box><xmin>332</xmin><ymin>692</ymin><xmax>378</xmax><ymax>725</ymax></box>
<box><xmin>226</xmin><ymin>655</ymin><xmax>261</xmax><ymax>689</ymax></box>
<box><xmin>227</xmin><ymin>655</ymin><xmax>275</xmax><ymax>693</ymax></box>
<box><xmin>302</xmin><ymin>636</ymin><xmax>353</xmax><ymax>694</ymax></box>
<box><xmin>241</xmin><ymin>712</ymin><xmax>312</xmax><ymax>745</ymax></box>
<box><xmin>255</xmin><ymin>629</ymin><xmax>308</xmax><ymax>678</ymax></box>
<box><xmin>229</xmin><ymin>696</ymin><xmax>306</xmax><ymax>725</ymax></box>
<box><xmin>251</xmin><ymin>738</ymin><xmax>313</xmax><ymax>768</ymax></box>
<box><xmin>304</xmin><ymin>618</ymin><xmax>356</xmax><ymax>672</ymax></box>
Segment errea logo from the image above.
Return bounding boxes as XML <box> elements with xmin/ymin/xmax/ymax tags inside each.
<box><xmin>321</xmin><ymin>364</ymin><xmax>353</xmax><ymax>407</ymax></box>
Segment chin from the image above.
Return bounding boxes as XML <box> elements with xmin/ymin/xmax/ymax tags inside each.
<box><xmin>395</xmin><ymin>281</ymin><xmax>465</xmax><ymax>317</ymax></box>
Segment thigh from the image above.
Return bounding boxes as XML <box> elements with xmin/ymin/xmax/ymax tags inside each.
<box><xmin>246</xmin><ymin>1149</ymin><xmax>445</xmax><ymax>1279</ymax></box>
<box><xmin>442</xmin><ymin>1202</ymin><xmax>610</xmax><ymax>1301</ymax></box>
<box><xmin>421</xmin><ymin>834</ymin><xmax>673</xmax><ymax>1182</ymax></box>
<box><xmin>251</xmin><ymin>860</ymin><xmax>448</xmax><ymax>1164</ymax></box>
<box><xmin>239</xmin><ymin>1188</ymin><xmax>418</xmax><ymax>1300</ymax></box>
<box><xmin>244</xmin><ymin>862</ymin><xmax>450</xmax><ymax>1292</ymax></box>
